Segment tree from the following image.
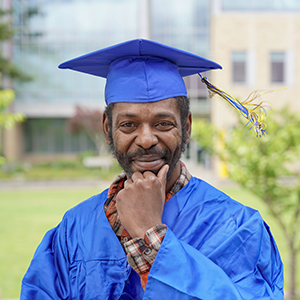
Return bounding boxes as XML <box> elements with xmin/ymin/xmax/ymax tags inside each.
<box><xmin>192</xmin><ymin>108</ymin><xmax>300</xmax><ymax>300</ymax></box>
<box><xmin>0</xmin><ymin>7</ymin><xmax>34</xmax><ymax>163</ymax></box>
<box><xmin>67</xmin><ymin>106</ymin><xmax>108</xmax><ymax>155</ymax></box>
<box><xmin>0</xmin><ymin>8</ymin><xmax>31</xmax><ymax>84</ymax></box>
<box><xmin>0</xmin><ymin>89</ymin><xmax>25</xmax><ymax>164</ymax></box>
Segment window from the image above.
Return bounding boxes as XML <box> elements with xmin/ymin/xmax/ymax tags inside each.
<box><xmin>184</xmin><ymin>74</ymin><xmax>207</xmax><ymax>99</ymax></box>
<box><xmin>24</xmin><ymin>118</ymin><xmax>97</xmax><ymax>154</ymax></box>
<box><xmin>184</xmin><ymin>74</ymin><xmax>210</xmax><ymax>116</ymax></box>
<box><xmin>232</xmin><ymin>52</ymin><xmax>247</xmax><ymax>83</ymax></box>
<box><xmin>222</xmin><ymin>0</ymin><xmax>300</xmax><ymax>11</ymax></box>
<box><xmin>271</xmin><ymin>52</ymin><xmax>285</xmax><ymax>83</ymax></box>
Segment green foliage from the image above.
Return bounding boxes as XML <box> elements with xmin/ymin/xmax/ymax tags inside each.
<box><xmin>193</xmin><ymin>108</ymin><xmax>300</xmax><ymax>215</ymax></box>
<box><xmin>0</xmin><ymin>21</ymin><xmax>14</xmax><ymax>40</ymax></box>
<box><xmin>222</xmin><ymin>109</ymin><xmax>300</xmax><ymax>216</ymax></box>
<box><xmin>0</xmin><ymin>89</ymin><xmax>25</xmax><ymax>128</ymax></box>
<box><xmin>0</xmin><ymin>7</ymin><xmax>31</xmax><ymax>163</ymax></box>
<box><xmin>0</xmin><ymin>8</ymin><xmax>32</xmax><ymax>83</ymax></box>
<box><xmin>0</xmin><ymin>56</ymin><xmax>32</xmax><ymax>82</ymax></box>
<box><xmin>0</xmin><ymin>89</ymin><xmax>25</xmax><ymax>165</ymax></box>
<box><xmin>191</xmin><ymin>119</ymin><xmax>220</xmax><ymax>155</ymax></box>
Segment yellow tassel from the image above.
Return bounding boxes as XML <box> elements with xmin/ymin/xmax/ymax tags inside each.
<box><xmin>199</xmin><ymin>74</ymin><xmax>282</xmax><ymax>137</ymax></box>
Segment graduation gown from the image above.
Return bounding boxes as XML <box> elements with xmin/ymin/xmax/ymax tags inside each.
<box><xmin>21</xmin><ymin>176</ymin><xmax>284</xmax><ymax>299</ymax></box>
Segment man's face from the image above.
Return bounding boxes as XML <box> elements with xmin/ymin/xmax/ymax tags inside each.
<box><xmin>103</xmin><ymin>98</ymin><xmax>191</xmax><ymax>181</ymax></box>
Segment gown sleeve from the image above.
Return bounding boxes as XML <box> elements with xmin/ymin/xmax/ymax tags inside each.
<box><xmin>20</xmin><ymin>219</ymin><xmax>71</xmax><ymax>300</ymax></box>
<box><xmin>143</xmin><ymin>212</ymin><xmax>284</xmax><ymax>300</ymax></box>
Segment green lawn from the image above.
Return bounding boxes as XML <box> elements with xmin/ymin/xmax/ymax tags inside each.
<box><xmin>0</xmin><ymin>185</ymin><xmax>298</xmax><ymax>298</ymax></box>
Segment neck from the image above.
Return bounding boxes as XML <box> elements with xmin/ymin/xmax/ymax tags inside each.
<box><xmin>165</xmin><ymin>161</ymin><xmax>181</xmax><ymax>194</ymax></box>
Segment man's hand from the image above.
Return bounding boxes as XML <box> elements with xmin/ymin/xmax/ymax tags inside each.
<box><xmin>116</xmin><ymin>164</ymin><xmax>169</xmax><ymax>238</ymax></box>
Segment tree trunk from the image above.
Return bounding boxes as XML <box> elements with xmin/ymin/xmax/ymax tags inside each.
<box><xmin>288</xmin><ymin>247</ymin><xmax>296</xmax><ymax>300</ymax></box>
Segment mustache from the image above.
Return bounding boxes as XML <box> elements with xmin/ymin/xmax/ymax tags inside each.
<box><xmin>125</xmin><ymin>147</ymin><xmax>169</xmax><ymax>160</ymax></box>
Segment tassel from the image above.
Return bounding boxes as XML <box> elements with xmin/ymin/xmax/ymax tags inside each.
<box><xmin>199</xmin><ymin>74</ymin><xmax>275</xmax><ymax>137</ymax></box>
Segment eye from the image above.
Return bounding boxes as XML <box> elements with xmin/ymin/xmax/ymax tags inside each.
<box><xmin>119</xmin><ymin>122</ymin><xmax>137</xmax><ymax>133</ymax></box>
<box><xmin>156</xmin><ymin>121</ymin><xmax>174</xmax><ymax>131</ymax></box>
<box><xmin>121</xmin><ymin>122</ymin><xmax>134</xmax><ymax>128</ymax></box>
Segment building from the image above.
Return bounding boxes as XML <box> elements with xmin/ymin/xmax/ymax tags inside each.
<box><xmin>3</xmin><ymin>0</ymin><xmax>211</xmax><ymax>161</ymax></box>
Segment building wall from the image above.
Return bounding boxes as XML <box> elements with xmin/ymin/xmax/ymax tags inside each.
<box><xmin>210</xmin><ymin>5</ymin><xmax>300</xmax><ymax>130</ymax></box>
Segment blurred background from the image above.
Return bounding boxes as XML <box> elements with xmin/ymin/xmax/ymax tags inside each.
<box><xmin>0</xmin><ymin>0</ymin><xmax>300</xmax><ymax>299</ymax></box>
<box><xmin>2</xmin><ymin>0</ymin><xmax>300</xmax><ymax>166</ymax></box>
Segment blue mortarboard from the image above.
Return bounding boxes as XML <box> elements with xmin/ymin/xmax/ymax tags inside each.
<box><xmin>58</xmin><ymin>39</ymin><xmax>222</xmax><ymax>105</ymax></box>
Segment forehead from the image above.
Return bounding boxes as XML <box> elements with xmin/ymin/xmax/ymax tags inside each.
<box><xmin>112</xmin><ymin>98</ymin><xmax>180</xmax><ymax>120</ymax></box>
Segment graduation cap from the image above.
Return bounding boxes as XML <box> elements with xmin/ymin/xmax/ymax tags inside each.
<box><xmin>58</xmin><ymin>39</ymin><xmax>221</xmax><ymax>105</ymax></box>
<box><xmin>59</xmin><ymin>39</ymin><xmax>271</xmax><ymax>137</ymax></box>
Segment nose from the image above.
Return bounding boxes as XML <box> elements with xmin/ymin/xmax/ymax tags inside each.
<box><xmin>135</xmin><ymin>124</ymin><xmax>158</xmax><ymax>149</ymax></box>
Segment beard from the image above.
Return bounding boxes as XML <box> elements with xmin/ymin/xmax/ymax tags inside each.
<box><xmin>108</xmin><ymin>132</ymin><xmax>187</xmax><ymax>179</ymax></box>
<box><xmin>115</xmin><ymin>145</ymin><xmax>182</xmax><ymax>178</ymax></box>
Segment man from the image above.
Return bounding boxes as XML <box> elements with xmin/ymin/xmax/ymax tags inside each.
<box><xmin>21</xmin><ymin>39</ymin><xmax>284</xmax><ymax>299</ymax></box>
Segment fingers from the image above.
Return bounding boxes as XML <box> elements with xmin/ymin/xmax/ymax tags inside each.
<box><xmin>157</xmin><ymin>164</ymin><xmax>169</xmax><ymax>196</ymax></box>
<box><xmin>130</xmin><ymin>165</ymin><xmax>169</xmax><ymax>183</ymax></box>
<box><xmin>124</xmin><ymin>178</ymin><xmax>133</xmax><ymax>187</ymax></box>
<box><xmin>157</xmin><ymin>164</ymin><xmax>169</xmax><ymax>184</ymax></box>
<box><xmin>131</xmin><ymin>172</ymin><xmax>144</xmax><ymax>182</ymax></box>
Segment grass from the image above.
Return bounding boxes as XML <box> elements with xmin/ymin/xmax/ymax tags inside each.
<box><xmin>0</xmin><ymin>183</ymin><xmax>298</xmax><ymax>298</ymax></box>
<box><xmin>0</xmin><ymin>159</ymin><xmax>123</xmax><ymax>181</ymax></box>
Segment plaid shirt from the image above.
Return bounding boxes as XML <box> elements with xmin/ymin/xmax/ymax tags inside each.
<box><xmin>104</xmin><ymin>161</ymin><xmax>191</xmax><ymax>288</ymax></box>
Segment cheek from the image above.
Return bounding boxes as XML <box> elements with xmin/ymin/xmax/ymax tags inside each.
<box><xmin>161</xmin><ymin>130</ymin><xmax>182</xmax><ymax>150</ymax></box>
<box><xmin>113</xmin><ymin>132</ymin><xmax>136</xmax><ymax>153</ymax></box>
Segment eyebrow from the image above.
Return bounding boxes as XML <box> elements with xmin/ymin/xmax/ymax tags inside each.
<box><xmin>117</xmin><ymin>112</ymin><xmax>176</xmax><ymax>119</ymax></box>
<box><xmin>154</xmin><ymin>112</ymin><xmax>176</xmax><ymax>118</ymax></box>
<box><xmin>117</xmin><ymin>113</ymin><xmax>138</xmax><ymax>118</ymax></box>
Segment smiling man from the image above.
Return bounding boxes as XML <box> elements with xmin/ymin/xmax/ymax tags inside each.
<box><xmin>21</xmin><ymin>40</ymin><xmax>284</xmax><ymax>300</ymax></box>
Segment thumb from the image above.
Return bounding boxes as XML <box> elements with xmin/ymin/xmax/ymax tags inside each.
<box><xmin>157</xmin><ymin>164</ymin><xmax>169</xmax><ymax>194</ymax></box>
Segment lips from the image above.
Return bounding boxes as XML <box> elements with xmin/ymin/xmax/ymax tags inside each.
<box><xmin>132</xmin><ymin>155</ymin><xmax>164</xmax><ymax>171</ymax></box>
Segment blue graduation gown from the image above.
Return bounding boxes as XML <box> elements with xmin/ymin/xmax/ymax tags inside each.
<box><xmin>21</xmin><ymin>176</ymin><xmax>284</xmax><ymax>299</ymax></box>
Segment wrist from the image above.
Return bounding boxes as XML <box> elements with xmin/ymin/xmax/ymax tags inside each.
<box><xmin>130</xmin><ymin>221</ymin><xmax>163</xmax><ymax>238</ymax></box>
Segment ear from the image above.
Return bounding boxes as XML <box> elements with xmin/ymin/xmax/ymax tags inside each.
<box><xmin>185</xmin><ymin>112</ymin><xmax>192</xmax><ymax>144</ymax></box>
<box><xmin>102</xmin><ymin>112</ymin><xmax>111</xmax><ymax>145</ymax></box>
